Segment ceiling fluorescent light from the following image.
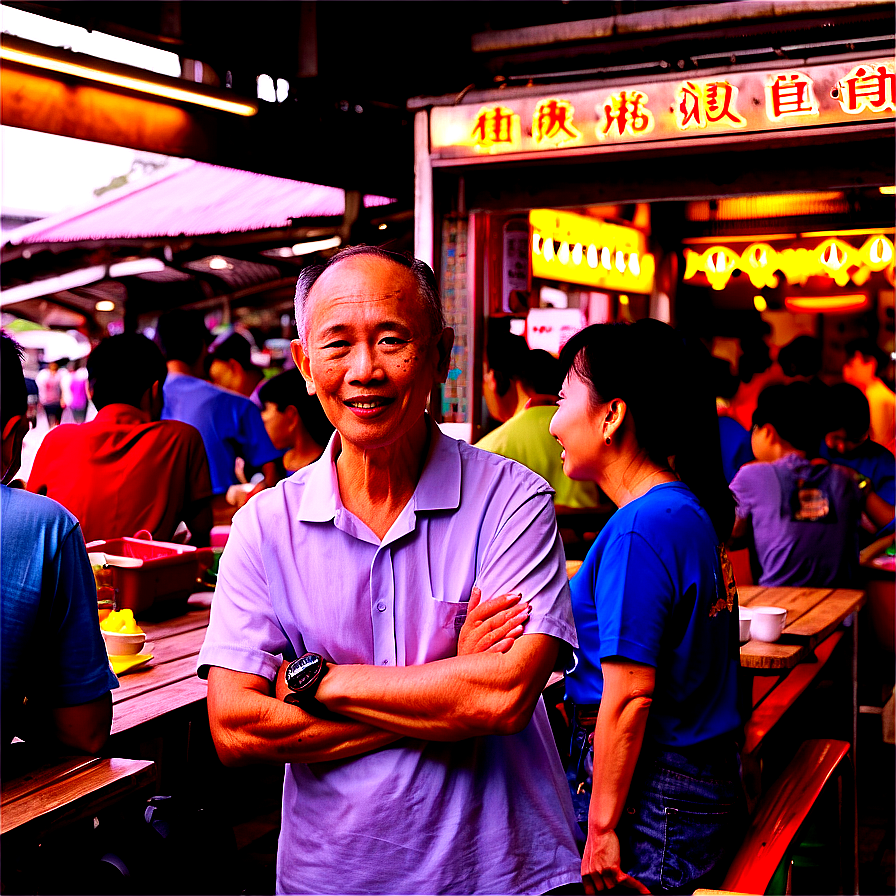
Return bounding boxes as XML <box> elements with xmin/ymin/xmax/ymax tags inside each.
<box><xmin>1</xmin><ymin>35</ymin><xmax>257</xmax><ymax>116</ymax></box>
<box><xmin>0</xmin><ymin>258</ymin><xmax>168</xmax><ymax>307</ymax></box>
<box><xmin>0</xmin><ymin>266</ymin><xmax>106</xmax><ymax>306</ymax></box>
<box><xmin>109</xmin><ymin>259</ymin><xmax>167</xmax><ymax>277</ymax></box>
<box><xmin>290</xmin><ymin>236</ymin><xmax>342</xmax><ymax>256</ymax></box>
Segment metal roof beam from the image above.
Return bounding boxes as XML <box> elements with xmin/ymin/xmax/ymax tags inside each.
<box><xmin>471</xmin><ymin>1</ymin><xmax>895</xmax><ymax>53</ymax></box>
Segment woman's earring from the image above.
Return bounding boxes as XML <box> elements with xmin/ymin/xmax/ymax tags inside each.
<box><xmin>605</xmin><ymin>436</ymin><xmax>611</xmax><ymax>446</ymax></box>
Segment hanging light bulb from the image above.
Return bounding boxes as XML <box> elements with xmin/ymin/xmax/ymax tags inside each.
<box><xmin>533</xmin><ymin>233</ymin><xmax>542</xmax><ymax>255</ymax></box>
<box><xmin>544</xmin><ymin>238</ymin><xmax>555</xmax><ymax>262</ymax></box>
<box><xmin>572</xmin><ymin>243</ymin><xmax>583</xmax><ymax>265</ymax></box>
<box><xmin>587</xmin><ymin>244</ymin><xmax>598</xmax><ymax>268</ymax></box>
<box><xmin>629</xmin><ymin>252</ymin><xmax>640</xmax><ymax>277</ymax></box>
<box><xmin>601</xmin><ymin>246</ymin><xmax>611</xmax><ymax>270</ymax></box>
<box><xmin>615</xmin><ymin>251</ymin><xmax>626</xmax><ymax>273</ymax></box>
<box><xmin>558</xmin><ymin>242</ymin><xmax>570</xmax><ymax>264</ymax></box>
<box><xmin>870</xmin><ymin>236</ymin><xmax>893</xmax><ymax>265</ymax></box>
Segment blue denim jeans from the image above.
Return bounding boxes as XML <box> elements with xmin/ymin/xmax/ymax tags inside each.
<box><xmin>568</xmin><ymin>724</ymin><xmax>747</xmax><ymax>894</ymax></box>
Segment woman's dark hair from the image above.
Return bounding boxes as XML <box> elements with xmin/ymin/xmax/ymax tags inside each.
<box><xmin>257</xmin><ymin>368</ymin><xmax>335</xmax><ymax>448</ymax></box>
<box><xmin>558</xmin><ymin>319</ymin><xmax>735</xmax><ymax>542</ymax></box>
<box><xmin>88</xmin><ymin>334</ymin><xmax>168</xmax><ymax>409</ymax></box>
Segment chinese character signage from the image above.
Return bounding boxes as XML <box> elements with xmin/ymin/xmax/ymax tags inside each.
<box><xmin>431</xmin><ymin>58</ymin><xmax>894</xmax><ymax>159</ymax></box>
<box><xmin>530</xmin><ymin>209</ymin><xmax>655</xmax><ymax>293</ymax></box>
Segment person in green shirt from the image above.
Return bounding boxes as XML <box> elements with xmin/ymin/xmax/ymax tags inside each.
<box><xmin>477</xmin><ymin>332</ymin><xmax>601</xmax><ymax>510</ymax></box>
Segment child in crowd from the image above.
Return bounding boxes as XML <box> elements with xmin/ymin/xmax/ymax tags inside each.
<box><xmin>729</xmin><ymin>382</ymin><xmax>893</xmax><ymax>587</ymax></box>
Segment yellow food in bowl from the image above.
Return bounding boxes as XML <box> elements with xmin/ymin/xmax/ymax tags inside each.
<box><xmin>100</xmin><ymin>609</ymin><xmax>143</xmax><ymax>635</ymax></box>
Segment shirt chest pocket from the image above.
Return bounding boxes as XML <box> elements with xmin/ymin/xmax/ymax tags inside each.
<box><xmin>400</xmin><ymin>592</ymin><xmax>470</xmax><ymax>666</ymax></box>
<box><xmin>428</xmin><ymin>592</ymin><xmax>469</xmax><ymax>636</ymax></box>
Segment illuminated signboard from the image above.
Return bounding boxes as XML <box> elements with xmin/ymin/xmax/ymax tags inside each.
<box><xmin>682</xmin><ymin>233</ymin><xmax>895</xmax><ymax>291</ymax></box>
<box><xmin>430</xmin><ymin>58</ymin><xmax>894</xmax><ymax>159</ymax></box>
<box><xmin>530</xmin><ymin>209</ymin><xmax>655</xmax><ymax>293</ymax></box>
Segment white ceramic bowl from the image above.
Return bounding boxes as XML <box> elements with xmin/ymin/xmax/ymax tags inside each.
<box><xmin>102</xmin><ymin>629</ymin><xmax>146</xmax><ymax>656</ymax></box>
<box><xmin>738</xmin><ymin>607</ymin><xmax>753</xmax><ymax>643</ymax></box>
<box><xmin>750</xmin><ymin>606</ymin><xmax>788</xmax><ymax>643</ymax></box>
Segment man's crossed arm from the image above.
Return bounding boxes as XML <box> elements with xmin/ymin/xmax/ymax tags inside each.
<box><xmin>207</xmin><ymin>589</ymin><xmax>558</xmax><ymax>767</ymax></box>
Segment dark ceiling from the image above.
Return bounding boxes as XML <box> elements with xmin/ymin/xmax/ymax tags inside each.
<box><xmin>1</xmin><ymin>1</ymin><xmax>892</xmax><ymax>332</ymax></box>
<box><xmin>5</xmin><ymin>0</ymin><xmax>894</xmax><ymax>200</ymax></box>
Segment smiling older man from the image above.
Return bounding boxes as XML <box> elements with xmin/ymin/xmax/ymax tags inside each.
<box><xmin>198</xmin><ymin>246</ymin><xmax>583</xmax><ymax>895</ymax></box>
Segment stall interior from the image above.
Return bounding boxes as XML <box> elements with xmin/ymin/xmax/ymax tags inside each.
<box><xmin>463</xmin><ymin>186</ymin><xmax>895</xmax><ymax>437</ymax></box>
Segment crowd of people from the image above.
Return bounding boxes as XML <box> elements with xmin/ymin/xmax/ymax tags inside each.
<box><xmin>1</xmin><ymin>245</ymin><xmax>894</xmax><ymax>895</ymax></box>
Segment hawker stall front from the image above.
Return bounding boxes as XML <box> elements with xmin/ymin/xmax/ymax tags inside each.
<box><xmin>411</xmin><ymin>54</ymin><xmax>895</xmax><ymax>441</ymax></box>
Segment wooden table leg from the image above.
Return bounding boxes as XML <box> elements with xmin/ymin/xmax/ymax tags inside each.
<box><xmin>849</xmin><ymin>612</ymin><xmax>860</xmax><ymax>894</ymax></box>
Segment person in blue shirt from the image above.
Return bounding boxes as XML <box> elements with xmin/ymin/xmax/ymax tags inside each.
<box><xmin>550</xmin><ymin>320</ymin><xmax>744</xmax><ymax>895</ymax></box>
<box><xmin>1</xmin><ymin>332</ymin><xmax>118</xmax><ymax>758</ymax></box>
<box><xmin>820</xmin><ymin>382</ymin><xmax>895</xmax><ymax>507</ymax></box>
<box><xmin>155</xmin><ymin>310</ymin><xmax>283</xmax><ymax>519</ymax></box>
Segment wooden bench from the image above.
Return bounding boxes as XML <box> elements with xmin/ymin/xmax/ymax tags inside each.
<box><xmin>1</xmin><ymin>754</ymin><xmax>157</xmax><ymax>841</ymax></box>
<box><xmin>744</xmin><ymin>629</ymin><xmax>844</xmax><ymax>756</ymax></box>
<box><xmin>718</xmin><ymin>739</ymin><xmax>855</xmax><ymax>895</ymax></box>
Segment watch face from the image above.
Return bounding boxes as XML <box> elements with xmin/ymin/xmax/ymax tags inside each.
<box><xmin>285</xmin><ymin>653</ymin><xmax>323</xmax><ymax>692</ymax></box>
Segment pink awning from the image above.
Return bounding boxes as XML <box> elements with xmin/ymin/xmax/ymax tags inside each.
<box><xmin>8</xmin><ymin>159</ymin><xmax>394</xmax><ymax>244</ymax></box>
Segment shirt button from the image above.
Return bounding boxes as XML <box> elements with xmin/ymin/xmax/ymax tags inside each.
<box><xmin>376</xmin><ymin>601</ymin><xmax>387</xmax><ymax>612</ymax></box>
<box><xmin>381</xmin><ymin>659</ymin><xmax>389</xmax><ymax>664</ymax></box>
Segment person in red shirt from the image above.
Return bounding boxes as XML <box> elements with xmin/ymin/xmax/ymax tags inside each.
<box><xmin>27</xmin><ymin>334</ymin><xmax>213</xmax><ymax>546</ymax></box>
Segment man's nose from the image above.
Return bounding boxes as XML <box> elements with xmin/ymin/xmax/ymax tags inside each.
<box><xmin>347</xmin><ymin>344</ymin><xmax>383</xmax><ymax>383</ymax></box>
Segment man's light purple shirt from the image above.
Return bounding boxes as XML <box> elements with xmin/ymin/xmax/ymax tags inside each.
<box><xmin>198</xmin><ymin>427</ymin><xmax>583</xmax><ymax>894</ymax></box>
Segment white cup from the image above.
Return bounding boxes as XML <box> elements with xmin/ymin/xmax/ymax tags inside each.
<box><xmin>749</xmin><ymin>606</ymin><xmax>788</xmax><ymax>643</ymax></box>
<box><xmin>738</xmin><ymin>607</ymin><xmax>753</xmax><ymax>643</ymax></box>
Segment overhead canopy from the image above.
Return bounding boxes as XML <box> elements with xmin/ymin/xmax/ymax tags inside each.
<box><xmin>6</xmin><ymin>158</ymin><xmax>392</xmax><ymax>244</ymax></box>
<box><xmin>0</xmin><ymin>158</ymin><xmax>399</xmax><ymax>332</ymax></box>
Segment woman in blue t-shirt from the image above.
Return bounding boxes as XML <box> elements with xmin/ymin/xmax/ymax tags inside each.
<box><xmin>550</xmin><ymin>320</ymin><xmax>745</xmax><ymax>895</ymax></box>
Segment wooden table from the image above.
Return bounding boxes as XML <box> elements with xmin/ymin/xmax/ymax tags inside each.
<box><xmin>1</xmin><ymin>754</ymin><xmax>156</xmax><ymax>841</ymax></box>
<box><xmin>111</xmin><ymin>594</ymin><xmax>211</xmax><ymax>737</ymax></box>
<box><xmin>738</xmin><ymin>585</ymin><xmax>866</xmax><ymax>670</ymax></box>
<box><xmin>108</xmin><ymin>593</ymin><xmax>212</xmax><ymax>791</ymax></box>
<box><xmin>564</xmin><ymin>569</ymin><xmax>865</xmax><ymax>672</ymax></box>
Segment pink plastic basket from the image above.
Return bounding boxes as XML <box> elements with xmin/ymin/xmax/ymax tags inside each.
<box><xmin>86</xmin><ymin>536</ymin><xmax>212</xmax><ymax>615</ymax></box>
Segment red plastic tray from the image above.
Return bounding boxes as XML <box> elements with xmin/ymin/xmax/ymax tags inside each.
<box><xmin>86</xmin><ymin>536</ymin><xmax>212</xmax><ymax>615</ymax></box>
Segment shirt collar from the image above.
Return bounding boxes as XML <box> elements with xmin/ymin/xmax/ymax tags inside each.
<box><xmin>524</xmin><ymin>393</ymin><xmax>559</xmax><ymax>410</ymax></box>
<box><xmin>294</xmin><ymin>421</ymin><xmax>462</xmax><ymax>523</ymax></box>
<box><xmin>94</xmin><ymin>403</ymin><xmax>151</xmax><ymax>425</ymax></box>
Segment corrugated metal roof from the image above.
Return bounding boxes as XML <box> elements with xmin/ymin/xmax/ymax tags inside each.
<box><xmin>7</xmin><ymin>159</ymin><xmax>394</xmax><ymax>245</ymax></box>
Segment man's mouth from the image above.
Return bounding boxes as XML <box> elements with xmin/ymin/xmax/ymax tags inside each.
<box><xmin>344</xmin><ymin>397</ymin><xmax>392</xmax><ymax>410</ymax></box>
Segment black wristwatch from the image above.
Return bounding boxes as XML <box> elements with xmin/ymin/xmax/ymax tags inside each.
<box><xmin>283</xmin><ymin>653</ymin><xmax>346</xmax><ymax>722</ymax></box>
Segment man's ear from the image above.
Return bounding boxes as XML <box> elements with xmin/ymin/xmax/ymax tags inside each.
<box><xmin>434</xmin><ymin>327</ymin><xmax>455</xmax><ymax>384</ymax></box>
<box><xmin>2</xmin><ymin>416</ymin><xmax>21</xmax><ymax>443</ymax></box>
<box><xmin>291</xmin><ymin>340</ymin><xmax>316</xmax><ymax>395</ymax></box>
<box><xmin>1</xmin><ymin>415</ymin><xmax>25</xmax><ymax>484</ymax></box>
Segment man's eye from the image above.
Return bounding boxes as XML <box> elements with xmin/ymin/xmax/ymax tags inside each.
<box><xmin>380</xmin><ymin>337</ymin><xmax>406</xmax><ymax>346</ymax></box>
<box><xmin>323</xmin><ymin>340</ymin><xmax>350</xmax><ymax>349</ymax></box>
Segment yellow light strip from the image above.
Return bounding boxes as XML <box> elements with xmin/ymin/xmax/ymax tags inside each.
<box><xmin>798</xmin><ymin>227</ymin><xmax>896</xmax><ymax>239</ymax></box>
<box><xmin>0</xmin><ymin>45</ymin><xmax>258</xmax><ymax>116</ymax></box>
<box><xmin>682</xmin><ymin>234</ymin><xmax>799</xmax><ymax>245</ymax></box>
<box><xmin>683</xmin><ymin>227</ymin><xmax>895</xmax><ymax>245</ymax></box>
<box><xmin>880</xmin><ymin>186</ymin><xmax>896</xmax><ymax>195</ymax></box>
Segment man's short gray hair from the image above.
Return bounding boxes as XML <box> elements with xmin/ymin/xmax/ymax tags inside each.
<box><xmin>294</xmin><ymin>246</ymin><xmax>445</xmax><ymax>349</ymax></box>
